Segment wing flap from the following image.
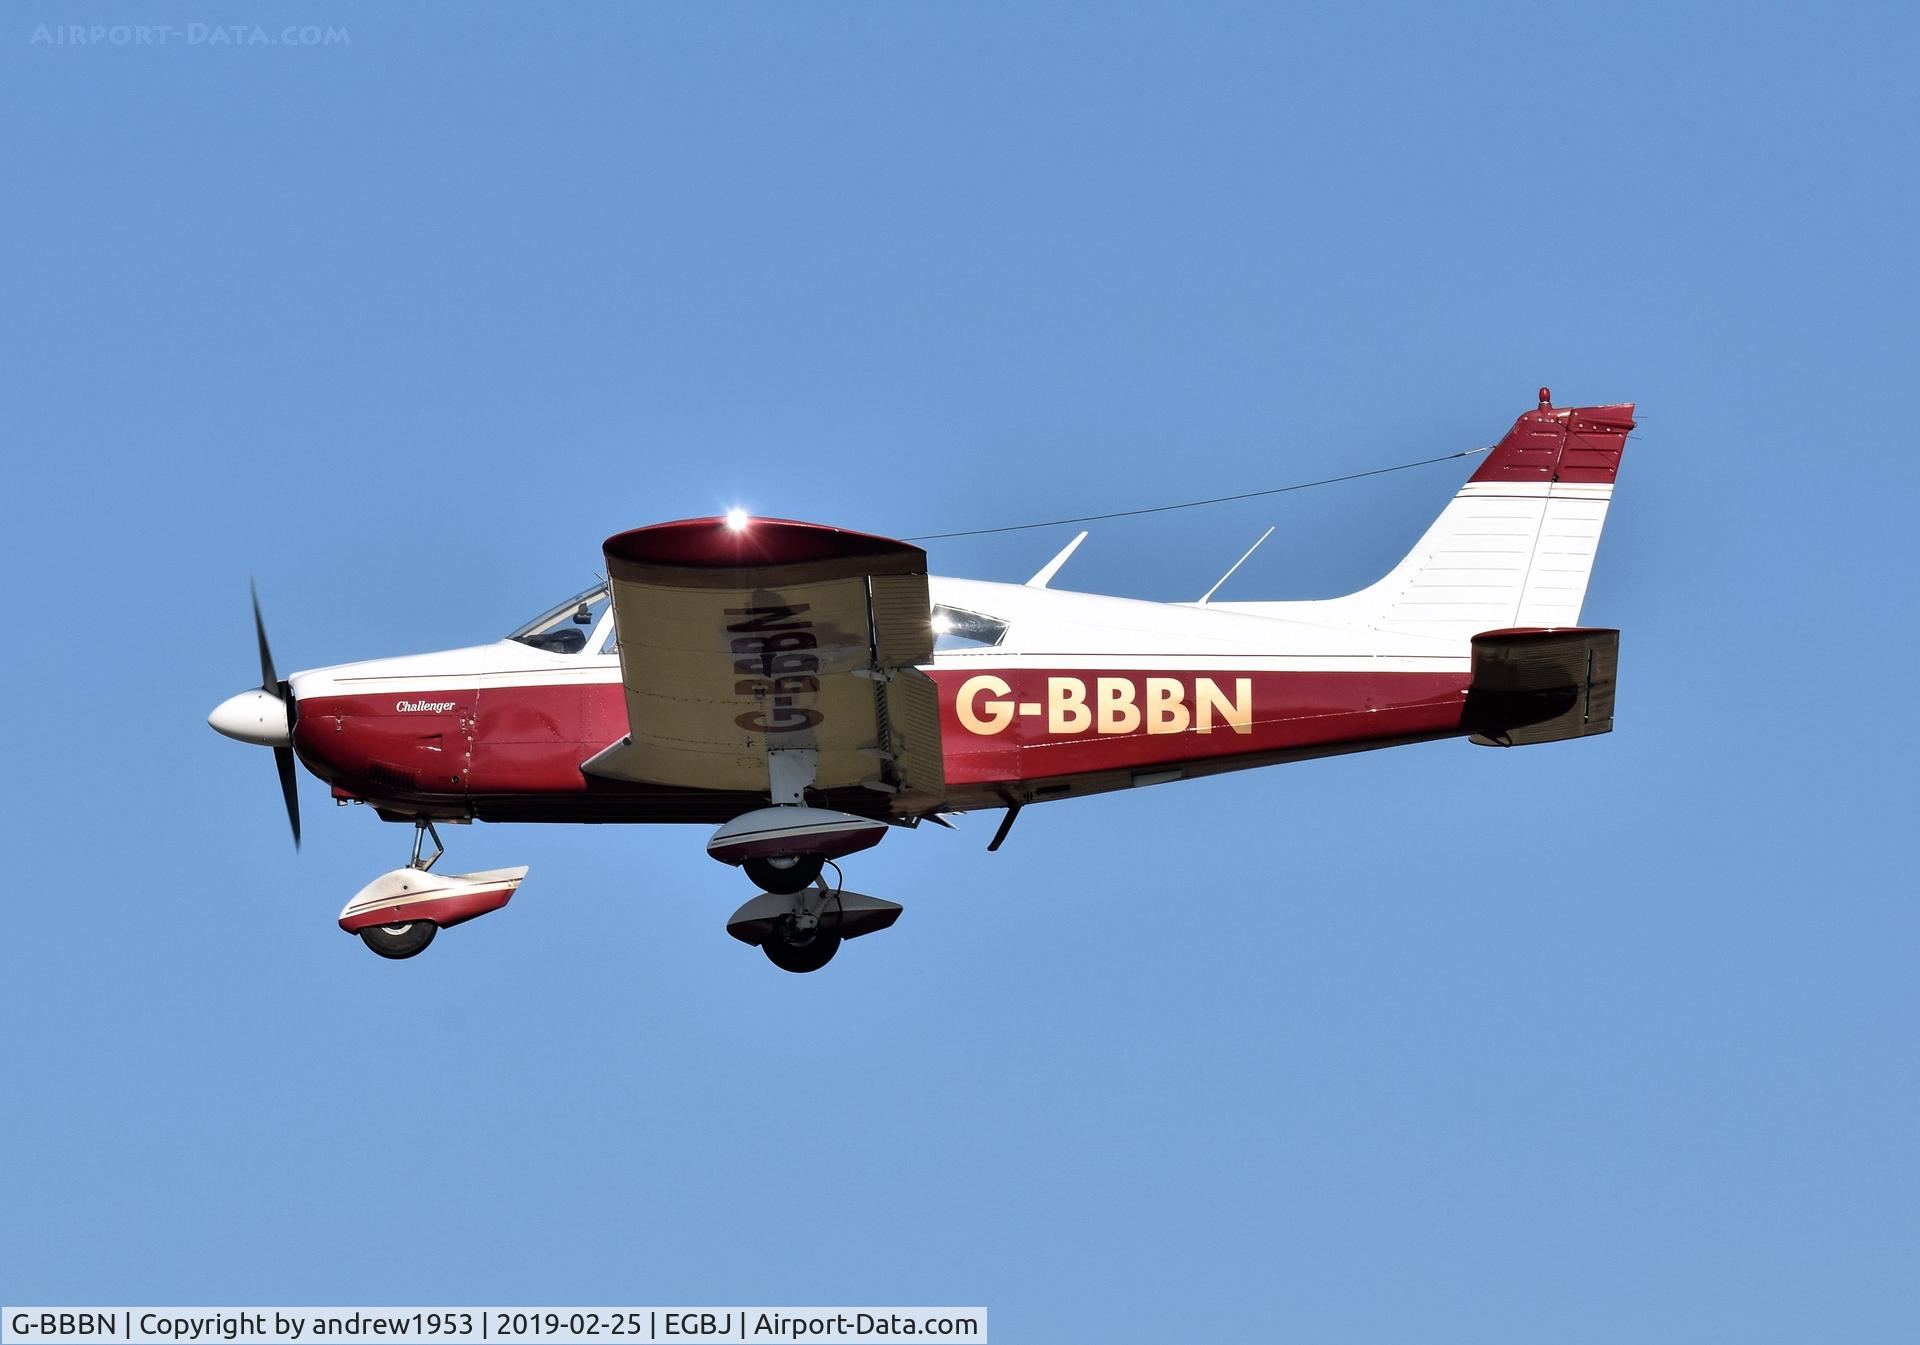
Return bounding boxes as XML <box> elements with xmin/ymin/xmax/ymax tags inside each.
<box><xmin>879</xmin><ymin>667</ymin><xmax>946</xmax><ymax>811</ymax></box>
<box><xmin>870</xmin><ymin>572</ymin><xmax>936</xmax><ymax>667</ymax></box>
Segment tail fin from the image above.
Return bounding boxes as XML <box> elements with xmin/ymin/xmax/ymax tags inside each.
<box><xmin>1321</xmin><ymin>390</ymin><xmax>1635</xmax><ymax>643</ymax></box>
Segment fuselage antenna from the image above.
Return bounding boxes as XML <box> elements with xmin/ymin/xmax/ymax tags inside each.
<box><xmin>1025</xmin><ymin>530</ymin><xmax>1090</xmax><ymax>588</ymax></box>
<box><xmin>1197</xmin><ymin>526</ymin><xmax>1276</xmax><ymax>604</ymax></box>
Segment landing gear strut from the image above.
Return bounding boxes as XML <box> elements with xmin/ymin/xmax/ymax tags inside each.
<box><xmin>408</xmin><ymin>818</ymin><xmax>444</xmax><ymax>870</ymax></box>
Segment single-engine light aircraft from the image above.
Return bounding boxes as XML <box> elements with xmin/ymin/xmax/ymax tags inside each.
<box><xmin>210</xmin><ymin>390</ymin><xmax>1634</xmax><ymax>972</ymax></box>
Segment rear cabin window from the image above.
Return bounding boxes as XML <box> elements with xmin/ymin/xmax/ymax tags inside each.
<box><xmin>931</xmin><ymin>605</ymin><xmax>1007</xmax><ymax>652</ymax></box>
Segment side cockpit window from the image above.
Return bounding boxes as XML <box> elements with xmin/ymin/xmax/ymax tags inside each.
<box><xmin>931</xmin><ymin>605</ymin><xmax>1007</xmax><ymax>652</ymax></box>
<box><xmin>509</xmin><ymin>585</ymin><xmax>610</xmax><ymax>655</ymax></box>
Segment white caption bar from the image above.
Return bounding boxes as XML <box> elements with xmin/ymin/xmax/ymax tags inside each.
<box><xmin>2</xmin><ymin>1309</ymin><xmax>987</xmax><ymax>1345</ymax></box>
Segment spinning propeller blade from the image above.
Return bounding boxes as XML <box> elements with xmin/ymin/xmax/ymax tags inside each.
<box><xmin>250</xmin><ymin>579</ymin><xmax>300</xmax><ymax>849</ymax></box>
<box><xmin>275</xmin><ymin>743</ymin><xmax>302</xmax><ymax>849</ymax></box>
<box><xmin>251</xmin><ymin>578</ymin><xmax>279</xmax><ymax>690</ymax></box>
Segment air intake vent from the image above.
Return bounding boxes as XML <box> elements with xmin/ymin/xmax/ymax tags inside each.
<box><xmin>367</xmin><ymin>761</ymin><xmax>418</xmax><ymax>792</ymax></box>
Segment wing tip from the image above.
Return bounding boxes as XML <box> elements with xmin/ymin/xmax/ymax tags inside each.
<box><xmin>603</xmin><ymin>516</ymin><xmax>925</xmax><ymax>578</ymax></box>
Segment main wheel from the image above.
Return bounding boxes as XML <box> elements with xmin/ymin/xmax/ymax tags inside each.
<box><xmin>761</xmin><ymin>919</ymin><xmax>842</xmax><ymax>974</ymax></box>
<box><xmin>359</xmin><ymin>920</ymin><xmax>438</xmax><ymax>960</ymax></box>
<box><xmin>744</xmin><ymin>853</ymin><xmax>825</xmax><ymax>894</ymax></box>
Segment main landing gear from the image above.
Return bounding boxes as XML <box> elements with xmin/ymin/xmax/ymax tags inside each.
<box><xmin>761</xmin><ymin>876</ymin><xmax>844</xmax><ymax>974</ymax></box>
<box><xmin>743</xmin><ymin>853</ymin><xmax>825</xmax><ymax>894</ymax></box>
<box><xmin>336</xmin><ymin>819</ymin><xmax>528</xmax><ymax>960</ymax></box>
<box><xmin>709</xmin><ymin>804</ymin><xmax>904</xmax><ymax>972</ymax></box>
<box><xmin>723</xmin><ymin>861</ymin><xmax>906</xmax><ymax>975</ymax></box>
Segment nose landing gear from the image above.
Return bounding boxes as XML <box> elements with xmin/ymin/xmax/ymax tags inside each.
<box><xmin>337</xmin><ymin>819</ymin><xmax>528</xmax><ymax>960</ymax></box>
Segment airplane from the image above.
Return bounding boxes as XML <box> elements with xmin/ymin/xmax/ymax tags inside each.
<box><xmin>209</xmin><ymin>389</ymin><xmax>1635</xmax><ymax>972</ymax></box>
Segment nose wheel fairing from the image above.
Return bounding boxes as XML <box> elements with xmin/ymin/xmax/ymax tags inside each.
<box><xmin>336</xmin><ymin>864</ymin><xmax>528</xmax><ymax>936</ymax></box>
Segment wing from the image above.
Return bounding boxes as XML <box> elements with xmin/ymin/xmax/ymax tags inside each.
<box><xmin>582</xmin><ymin>516</ymin><xmax>945</xmax><ymax>813</ymax></box>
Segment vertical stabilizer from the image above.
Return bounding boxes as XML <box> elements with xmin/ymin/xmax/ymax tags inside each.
<box><xmin>1325</xmin><ymin>391</ymin><xmax>1635</xmax><ymax>643</ymax></box>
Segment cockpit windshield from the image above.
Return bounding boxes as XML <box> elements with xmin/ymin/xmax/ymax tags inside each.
<box><xmin>509</xmin><ymin>584</ymin><xmax>611</xmax><ymax>655</ymax></box>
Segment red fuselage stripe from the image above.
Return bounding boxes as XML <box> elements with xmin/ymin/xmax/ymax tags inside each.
<box><xmin>292</xmin><ymin>666</ymin><xmax>1469</xmax><ymax>814</ymax></box>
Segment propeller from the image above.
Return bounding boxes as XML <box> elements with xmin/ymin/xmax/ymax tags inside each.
<box><xmin>249</xmin><ymin>580</ymin><xmax>300</xmax><ymax>848</ymax></box>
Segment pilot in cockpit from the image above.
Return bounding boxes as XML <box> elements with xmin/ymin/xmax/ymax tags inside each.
<box><xmin>507</xmin><ymin>585</ymin><xmax>613</xmax><ymax>655</ymax></box>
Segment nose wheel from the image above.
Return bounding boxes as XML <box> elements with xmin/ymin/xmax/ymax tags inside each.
<box><xmin>359</xmin><ymin>920</ymin><xmax>438</xmax><ymax>960</ymax></box>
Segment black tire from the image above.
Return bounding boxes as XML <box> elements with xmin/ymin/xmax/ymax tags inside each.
<box><xmin>359</xmin><ymin>920</ymin><xmax>438</xmax><ymax>960</ymax></box>
<box><xmin>744</xmin><ymin>853</ymin><xmax>825</xmax><ymax>894</ymax></box>
<box><xmin>761</xmin><ymin>919</ymin><xmax>842</xmax><ymax>974</ymax></box>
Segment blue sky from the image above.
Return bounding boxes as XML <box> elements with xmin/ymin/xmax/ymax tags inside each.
<box><xmin>2</xmin><ymin>3</ymin><xmax>1916</xmax><ymax>1340</ymax></box>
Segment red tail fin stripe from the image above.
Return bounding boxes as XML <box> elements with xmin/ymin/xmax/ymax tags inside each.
<box><xmin>1469</xmin><ymin>402</ymin><xmax>1635</xmax><ymax>487</ymax></box>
